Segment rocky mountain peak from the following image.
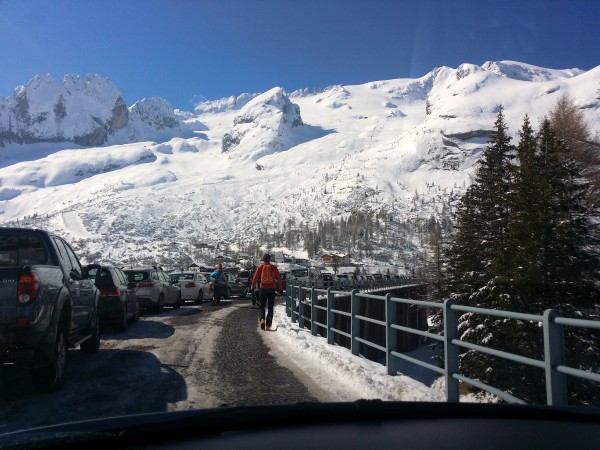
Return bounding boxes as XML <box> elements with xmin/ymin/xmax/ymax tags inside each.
<box><xmin>221</xmin><ymin>87</ymin><xmax>303</xmax><ymax>159</ymax></box>
<box><xmin>0</xmin><ymin>74</ymin><xmax>194</xmax><ymax>148</ymax></box>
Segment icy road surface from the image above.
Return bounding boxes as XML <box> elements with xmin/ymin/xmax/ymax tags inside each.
<box><xmin>0</xmin><ymin>299</ymin><xmax>321</xmax><ymax>434</ymax></box>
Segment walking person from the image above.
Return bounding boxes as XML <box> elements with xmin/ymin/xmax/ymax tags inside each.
<box><xmin>210</xmin><ymin>263</ymin><xmax>226</xmax><ymax>305</ymax></box>
<box><xmin>251</xmin><ymin>254</ymin><xmax>283</xmax><ymax>330</ymax></box>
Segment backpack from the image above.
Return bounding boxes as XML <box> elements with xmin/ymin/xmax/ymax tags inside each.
<box><xmin>260</xmin><ymin>264</ymin><xmax>276</xmax><ymax>287</ymax></box>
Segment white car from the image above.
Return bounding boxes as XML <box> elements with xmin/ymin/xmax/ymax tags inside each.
<box><xmin>170</xmin><ymin>271</ymin><xmax>211</xmax><ymax>303</ymax></box>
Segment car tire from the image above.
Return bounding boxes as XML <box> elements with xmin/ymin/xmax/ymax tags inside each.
<box><xmin>174</xmin><ymin>293</ymin><xmax>182</xmax><ymax>309</ymax></box>
<box><xmin>195</xmin><ymin>290</ymin><xmax>203</xmax><ymax>304</ymax></box>
<box><xmin>226</xmin><ymin>287</ymin><xmax>231</xmax><ymax>299</ymax></box>
<box><xmin>31</xmin><ymin>327</ymin><xmax>68</xmax><ymax>393</ymax></box>
<box><xmin>81</xmin><ymin>312</ymin><xmax>101</xmax><ymax>354</ymax></box>
<box><xmin>157</xmin><ymin>295</ymin><xmax>164</xmax><ymax>313</ymax></box>
<box><xmin>116</xmin><ymin>304</ymin><xmax>127</xmax><ymax>332</ymax></box>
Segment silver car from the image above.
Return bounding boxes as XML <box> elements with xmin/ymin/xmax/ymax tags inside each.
<box><xmin>124</xmin><ymin>266</ymin><xmax>182</xmax><ymax>312</ymax></box>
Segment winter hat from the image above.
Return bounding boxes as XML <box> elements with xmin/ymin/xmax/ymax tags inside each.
<box><xmin>262</xmin><ymin>254</ymin><xmax>271</xmax><ymax>262</ymax></box>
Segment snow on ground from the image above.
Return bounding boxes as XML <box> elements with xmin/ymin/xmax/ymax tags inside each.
<box><xmin>61</xmin><ymin>211</ymin><xmax>95</xmax><ymax>239</ymax></box>
<box><xmin>263</xmin><ymin>303</ymin><xmax>446</xmax><ymax>402</ymax></box>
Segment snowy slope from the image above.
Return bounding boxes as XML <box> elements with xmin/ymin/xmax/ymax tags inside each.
<box><xmin>0</xmin><ymin>61</ymin><xmax>597</xmax><ymax>267</ymax></box>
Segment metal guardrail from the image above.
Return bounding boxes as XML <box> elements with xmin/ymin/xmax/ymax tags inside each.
<box><xmin>284</xmin><ymin>283</ymin><xmax>600</xmax><ymax>406</ymax></box>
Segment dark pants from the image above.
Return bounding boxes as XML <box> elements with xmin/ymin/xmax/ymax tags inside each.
<box><xmin>259</xmin><ymin>289</ymin><xmax>276</xmax><ymax>326</ymax></box>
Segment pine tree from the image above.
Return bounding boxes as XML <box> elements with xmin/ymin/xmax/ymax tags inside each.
<box><xmin>446</xmin><ymin>113</ymin><xmax>600</xmax><ymax>404</ymax></box>
<box><xmin>508</xmin><ymin>118</ymin><xmax>600</xmax><ymax>403</ymax></box>
<box><xmin>445</xmin><ymin>107</ymin><xmax>514</xmax><ymax>305</ymax></box>
<box><xmin>444</xmin><ymin>108</ymin><xmax>518</xmax><ymax>399</ymax></box>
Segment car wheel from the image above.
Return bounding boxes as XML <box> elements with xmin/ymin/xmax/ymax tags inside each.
<box><xmin>226</xmin><ymin>287</ymin><xmax>231</xmax><ymax>299</ymax></box>
<box><xmin>116</xmin><ymin>304</ymin><xmax>127</xmax><ymax>332</ymax></box>
<box><xmin>31</xmin><ymin>327</ymin><xmax>68</xmax><ymax>393</ymax></box>
<box><xmin>174</xmin><ymin>293</ymin><xmax>182</xmax><ymax>309</ymax></box>
<box><xmin>157</xmin><ymin>295</ymin><xmax>164</xmax><ymax>313</ymax></box>
<box><xmin>195</xmin><ymin>290</ymin><xmax>203</xmax><ymax>304</ymax></box>
<box><xmin>81</xmin><ymin>312</ymin><xmax>101</xmax><ymax>354</ymax></box>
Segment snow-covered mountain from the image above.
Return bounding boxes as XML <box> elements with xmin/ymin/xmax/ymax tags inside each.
<box><xmin>0</xmin><ymin>74</ymin><xmax>195</xmax><ymax>147</ymax></box>
<box><xmin>0</xmin><ymin>61</ymin><xmax>598</xmax><ymax>267</ymax></box>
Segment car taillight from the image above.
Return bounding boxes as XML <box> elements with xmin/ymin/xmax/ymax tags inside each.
<box><xmin>137</xmin><ymin>281</ymin><xmax>156</xmax><ymax>288</ymax></box>
<box><xmin>185</xmin><ymin>282</ymin><xmax>196</xmax><ymax>288</ymax></box>
<box><xmin>100</xmin><ymin>287</ymin><xmax>122</xmax><ymax>297</ymax></box>
<box><xmin>18</xmin><ymin>273</ymin><xmax>40</xmax><ymax>305</ymax></box>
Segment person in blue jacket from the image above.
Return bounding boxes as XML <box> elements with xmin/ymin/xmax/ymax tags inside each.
<box><xmin>210</xmin><ymin>263</ymin><xmax>226</xmax><ymax>305</ymax></box>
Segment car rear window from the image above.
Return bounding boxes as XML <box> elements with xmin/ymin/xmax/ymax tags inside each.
<box><xmin>124</xmin><ymin>270</ymin><xmax>149</xmax><ymax>282</ymax></box>
<box><xmin>171</xmin><ymin>273</ymin><xmax>194</xmax><ymax>280</ymax></box>
<box><xmin>0</xmin><ymin>234</ymin><xmax>48</xmax><ymax>266</ymax></box>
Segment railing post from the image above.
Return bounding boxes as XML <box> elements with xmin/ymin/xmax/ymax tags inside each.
<box><xmin>299</xmin><ymin>288</ymin><xmax>306</xmax><ymax>329</ymax></box>
<box><xmin>351</xmin><ymin>289</ymin><xmax>360</xmax><ymax>356</ymax></box>
<box><xmin>543</xmin><ymin>309</ymin><xmax>567</xmax><ymax>406</ymax></box>
<box><xmin>291</xmin><ymin>285</ymin><xmax>298</xmax><ymax>323</ymax></box>
<box><xmin>444</xmin><ymin>298</ymin><xmax>460</xmax><ymax>402</ymax></box>
<box><xmin>286</xmin><ymin>284</ymin><xmax>291</xmax><ymax>318</ymax></box>
<box><xmin>385</xmin><ymin>293</ymin><xmax>397</xmax><ymax>376</ymax></box>
<box><xmin>311</xmin><ymin>287</ymin><xmax>318</xmax><ymax>336</ymax></box>
<box><xmin>327</xmin><ymin>288</ymin><xmax>335</xmax><ymax>345</ymax></box>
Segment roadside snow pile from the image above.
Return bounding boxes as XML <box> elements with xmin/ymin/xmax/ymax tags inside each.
<box><xmin>266</xmin><ymin>304</ymin><xmax>446</xmax><ymax>402</ymax></box>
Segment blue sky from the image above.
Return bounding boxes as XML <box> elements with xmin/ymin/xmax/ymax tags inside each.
<box><xmin>1</xmin><ymin>0</ymin><xmax>599</xmax><ymax>110</ymax></box>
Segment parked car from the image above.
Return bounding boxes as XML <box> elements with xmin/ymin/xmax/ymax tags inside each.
<box><xmin>124</xmin><ymin>266</ymin><xmax>182</xmax><ymax>312</ymax></box>
<box><xmin>0</xmin><ymin>227</ymin><xmax>100</xmax><ymax>393</ymax></box>
<box><xmin>334</xmin><ymin>273</ymin><xmax>350</xmax><ymax>287</ymax></box>
<box><xmin>170</xmin><ymin>271</ymin><xmax>211</xmax><ymax>303</ymax></box>
<box><xmin>286</xmin><ymin>268</ymin><xmax>309</xmax><ymax>284</ymax></box>
<box><xmin>236</xmin><ymin>269</ymin><xmax>253</xmax><ymax>285</ymax></box>
<box><xmin>87</xmin><ymin>265</ymin><xmax>139</xmax><ymax>332</ymax></box>
<box><xmin>222</xmin><ymin>272</ymin><xmax>248</xmax><ymax>298</ymax></box>
<box><xmin>314</xmin><ymin>272</ymin><xmax>334</xmax><ymax>289</ymax></box>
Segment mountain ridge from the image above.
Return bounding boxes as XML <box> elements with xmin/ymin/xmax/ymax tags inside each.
<box><xmin>0</xmin><ymin>60</ymin><xmax>598</xmax><ymax>267</ymax></box>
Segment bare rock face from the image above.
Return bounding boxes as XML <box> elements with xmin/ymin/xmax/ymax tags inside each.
<box><xmin>0</xmin><ymin>74</ymin><xmax>194</xmax><ymax>147</ymax></box>
<box><xmin>0</xmin><ymin>74</ymin><xmax>129</xmax><ymax>147</ymax></box>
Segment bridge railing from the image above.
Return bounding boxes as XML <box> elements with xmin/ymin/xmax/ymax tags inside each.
<box><xmin>284</xmin><ymin>283</ymin><xmax>600</xmax><ymax>406</ymax></box>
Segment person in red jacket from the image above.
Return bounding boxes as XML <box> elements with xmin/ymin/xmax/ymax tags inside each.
<box><xmin>251</xmin><ymin>254</ymin><xmax>283</xmax><ymax>330</ymax></box>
